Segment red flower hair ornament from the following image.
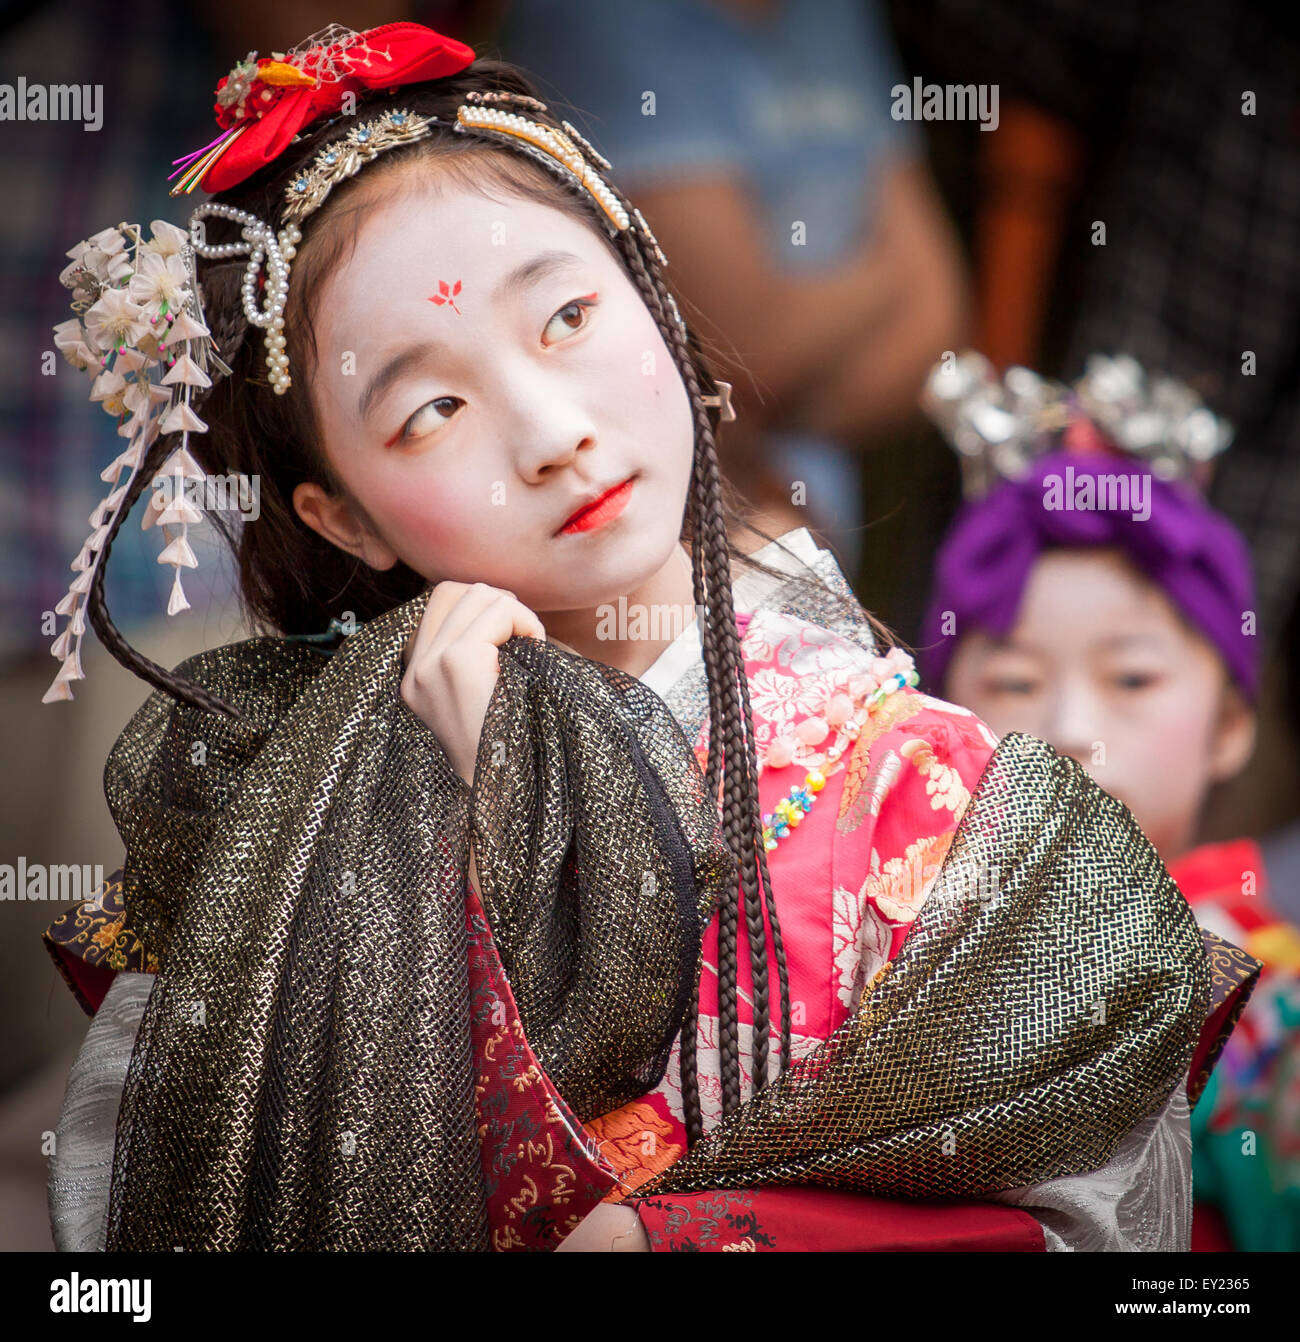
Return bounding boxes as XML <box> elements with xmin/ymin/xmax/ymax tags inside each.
<box><xmin>170</xmin><ymin>22</ymin><xmax>475</xmax><ymax>196</ymax></box>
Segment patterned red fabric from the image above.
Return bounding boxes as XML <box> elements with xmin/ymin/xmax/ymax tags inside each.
<box><xmin>464</xmin><ymin>884</ymin><xmax>620</xmax><ymax>1249</ymax></box>
<box><xmin>634</xmin><ymin>1186</ymin><xmax>1045</xmax><ymax>1252</ymax></box>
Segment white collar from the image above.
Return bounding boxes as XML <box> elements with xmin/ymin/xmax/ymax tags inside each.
<box><xmin>638</xmin><ymin>527</ymin><xmax>826</xmax><ymax>696</ymax></box>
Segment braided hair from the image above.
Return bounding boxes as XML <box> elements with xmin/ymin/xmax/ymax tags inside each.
<box><xmin>87</xmin><ymin>57</ymin><xmax>901</xmax><ymax>1142</ymax></box>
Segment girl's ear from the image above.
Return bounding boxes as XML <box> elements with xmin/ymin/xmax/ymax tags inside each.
<box><xmin>293</xmin><ymin>480</ymin><xmax>400</xmax><ymax>572</ymax></box>
<box><xmin>1208</xmin><ymin>678</ymin><xmax>1257</xmax><ymax>784</ymax></box>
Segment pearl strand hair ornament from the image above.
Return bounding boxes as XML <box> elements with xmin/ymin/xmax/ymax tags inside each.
<box><xmin>188</xmin><ymin>201</ymin><xmax>301</xmax><ymax>395</ymax></box>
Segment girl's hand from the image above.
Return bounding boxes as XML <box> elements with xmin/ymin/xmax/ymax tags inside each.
<box><xmin>401</xmin><ymin>582</ymin><xmax>547</xmax><ymax>790</ymax></box>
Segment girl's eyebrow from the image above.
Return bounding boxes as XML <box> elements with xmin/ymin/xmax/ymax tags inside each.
<box><xmin>492</xmin><ymin>247</ymin><xmax>588</xmax><ymax>302</ymax></box>
<box><xmin>1096</xmin><ymin>632</ymin><xmax>1167</xmax><ymax>651</ymax></box>
<box><xmin>355</xmin><ymin>249</ymin><xmax>591</xmax><ymax>425</ymax></box>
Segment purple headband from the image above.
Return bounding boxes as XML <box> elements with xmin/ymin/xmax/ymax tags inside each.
<box><xmin>920</xmin><ymin>451</ymin><xmax>1260</xmax><ymax>701</ymax></box>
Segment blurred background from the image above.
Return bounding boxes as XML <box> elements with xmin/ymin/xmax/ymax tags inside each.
<box><xmin>2</xmin><ymin>0</ymin><xmax>1297</xmax><ymax>1248</ymax></box>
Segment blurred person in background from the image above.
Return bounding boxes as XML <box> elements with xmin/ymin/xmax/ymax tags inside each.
<box><xmin>920</xmin><ymin>360</ymin><xmax>1300</xmax><ymax>1252</ymax></box>
<box><xmin>494</xmin><ymin>0</ymin><xmax>969</xmax><ymax>581</ymax></box>
<box><xmin>886</xmin><ymin>0</ymin><xmax>1300</xmax><ymax>856</ymax></box>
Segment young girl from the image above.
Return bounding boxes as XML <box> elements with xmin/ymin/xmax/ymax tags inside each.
<box><xmin>921</xmin><ymin>353</ymin><xmax>1298</xmax><ymax>1252</ymax></box>
<box><xmin>42</xmin><ymin>24</ymin><xmax>1244</xmax><ymax>1252</ymax></box>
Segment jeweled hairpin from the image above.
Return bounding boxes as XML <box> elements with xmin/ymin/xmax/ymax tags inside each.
<box><xmin>282</xmin><ymin>108</ymin><xmax>438</xmax><ymax>223</ymax></box>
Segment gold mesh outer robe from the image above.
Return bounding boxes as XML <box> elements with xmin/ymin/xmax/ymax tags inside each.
<box><xmin>100</xmin><ymin>588</ymin><xmax>1210</xmax><ymax>1247</ymax></box>
<box><xmin>103</xmin><ymin>591</ymin><xmax>734</xmax><ymax>1250</ymax></box>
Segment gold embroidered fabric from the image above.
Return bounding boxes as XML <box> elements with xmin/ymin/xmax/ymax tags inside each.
<box><xmin>637</xmin><ymin>731</ymin><xmax>1210</xmax><ymax>1201</ymax></box>
<box><xmin>102</xmin><ymin>590</ymin><xmax>733</xmax><ymax>1250</ymax></box>
<box><xmin>1191</xmin><ymin>928</ymin><xmax>1263</xmax><ymax>1106</ymax></box>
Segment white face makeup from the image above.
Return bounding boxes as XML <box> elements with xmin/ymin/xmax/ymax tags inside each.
<box><xmin>293</xmin><ymin>169</ymin><xmax>697</xmax><ymax>621</ymax></box>
<box><xmin>944</xmin><ymin>548</ymin><xmax>1255</xmax><ymax>863</ymax></box>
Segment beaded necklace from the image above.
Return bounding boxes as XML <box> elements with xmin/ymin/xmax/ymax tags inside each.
<box><xmin>759</xmin><ymin>665</ymin><xmax>920</xmax><ymax>852</ymax></box>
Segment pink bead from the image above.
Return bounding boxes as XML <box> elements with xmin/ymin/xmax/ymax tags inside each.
<box><xmin>795</xmin><ymin>716</ymin><xmax>829</xmax><ymax>746</ymax></box>
<box><xmin>767</xmin><ymin>734</ymin><xmax>797</xmax><ymax>768</ymax></box>
<box><xmin>824</xmin><ymin>692</ymin><xmax>854</xmax><ymax>726</ymax></box>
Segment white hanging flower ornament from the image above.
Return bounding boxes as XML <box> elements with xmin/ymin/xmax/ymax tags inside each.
<box><xmin>128</xmin><ymin>251</ymin><xmax>191</xmax><ymax>321</ymax></box>
<box><xmin>84</xmin><ymin>287</ymin><xmax>151</xmax><ymax>353</ymax></box>
<box><xmin>43</xmin><ymin>219</ymin><xmax>221</xmax><ymax>706</ymax></box>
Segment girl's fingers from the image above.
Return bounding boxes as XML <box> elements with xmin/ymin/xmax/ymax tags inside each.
<box><xmin>426</xmin><ymin>585</ymin><xmax>536</xmax><ymax>657</ymax></box>
<box><xmin>405</xmin><ymin>581</ymin><xmax>470</xmax><ymax>663</ymax></box>
<box><xmin>407</xmin><ymin>584</ymin><xmax>543</xmax><ymax>672</ymax></box>
<box><xmin>428</xmin><ymin>584</ymin><xmax>522</xmax><ymax>655</ymax></box>
<box><xmin>406</xmin><ymin>582</ymin><xmax>496</xmax><ymax>664</ymax></box>
<box><xmin>449</xmin><ymin>600</ymin><xmax>547</xmax><ymax>659</ymax></box>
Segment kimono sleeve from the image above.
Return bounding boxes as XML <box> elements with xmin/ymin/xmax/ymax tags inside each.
<box><xmin>830</xmin><ymin>691</ymin><xmax>1000</xmax><ymax>986</ymax></box>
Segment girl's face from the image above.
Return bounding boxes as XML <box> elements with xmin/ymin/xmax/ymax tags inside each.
<box><xmin>293</xmin><ymin>170</ymin><xmax>696</xmax><ymax>617</ymax></box>
<box><xmin>944</xmin><ymin>548</ymin><xmax>1255</xmax><ymax>862</ymax></box>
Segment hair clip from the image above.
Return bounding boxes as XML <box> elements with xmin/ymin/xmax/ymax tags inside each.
<box><xmin>702</xmin><ymin>381</ymin><xmax>736</xmax><ymax>421</ymax></box>
<box><xmin>464</xmin><ymin>89</ymin><xmax>550</xmax><ymax>113</ymax></box>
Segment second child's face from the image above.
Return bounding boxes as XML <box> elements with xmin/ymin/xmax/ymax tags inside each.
<box><xmin>944</xmin><ymin>549</ymin><xmax>1255</xmax><ymax>863</ymax></box>
<box><xmin>294</xmin><ymin>169</ymin><xmax>696</xmax><ymax>617</ymax></box>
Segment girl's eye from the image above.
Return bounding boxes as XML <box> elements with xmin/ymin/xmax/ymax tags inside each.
<box><xmin>543</xmin><ymin>294</ymin><xmax>597</xmax><ymax>344</ymax></box>
<box><xmin>1114</xmin><ymin>672</ymin><xmax>1159</xmax><ymax>691</ymax></box>
<box><xmin>389</xmin><ymin>395</ymin><xmax>463</xmax><ymax>446</ymax></box>
<box><xmin>385</xmin><ymin>296</ymin><xmax>597</xmax><ymax>445</ymax></box>
<box><xmin>986</xmin><ymin>677</ymin><xmax>1038</xmax><ymax>696</ymax></box>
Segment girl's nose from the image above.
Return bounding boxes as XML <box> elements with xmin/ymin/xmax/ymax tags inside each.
<box><xmin>1044</xmin><ymin>678</ymin><xmax>1105</xmax><ymax>771</ymax></box>
<box><xmin>498</xmin><ymin>368</ymin><xmax>599</xmax><ymax>482</ymax></box>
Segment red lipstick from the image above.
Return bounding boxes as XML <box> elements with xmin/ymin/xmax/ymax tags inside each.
<box><xmin>558</xmin><ymin>476</ymin><xmax>636</xmax><ymax>535</ymax></box>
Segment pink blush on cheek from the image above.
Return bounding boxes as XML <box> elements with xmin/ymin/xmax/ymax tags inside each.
<box><xmin>374</xmin><ymin>481</ymin><xmax>482</xmax><ymax>575</ymax></box>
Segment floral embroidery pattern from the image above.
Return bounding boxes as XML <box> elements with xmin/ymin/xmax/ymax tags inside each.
<box><xmin>837</xmin><ymin>699</ymin><xmax>928</xmax><ymax>833</ymax></box>
<box><xmin>740</xmin><ymin>609</ymin><xmax>919</xmax><ymax>778</ymax></box>
<box><xmin>899</xmin><ymin>734</ymin><xmax>972</xmax><ymax>817</ymax></box>
<box><xmin>42</xmin><ymin>868</ymin><xmax>158</xmax><ymax>1013</ymax></box>
<box><xmin>838</xmin><ymin>744</ymin><xmax>901</xmax><ymax>831</ymax></box>
<box><xmin>635</xmin><ymin>1190</ymin><xmax>775</xmax><ymax>1251</ymax></box>
<box><xmin>864</xmin><ymin>831</ymin><xmax>957</xmax><ymax>925</ymax></box>
<box><xmin>745</xmin><ymin>665</ymin><xmax>819</xmax><ymax>733</ymax></box>
<box><xmin>831</xmin><ymin>880</ymin><xmax>892</xmax><ymax>1009</ymax></box>
<box><xmin>655</xmin><ymin>1013</ymin><xmax>822</xmax><ymax>1132</ymax></box>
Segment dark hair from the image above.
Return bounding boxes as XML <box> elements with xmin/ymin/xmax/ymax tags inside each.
<box><xmin>88</xmin><ymin>56</ymin><xmax>902</xmax><ymax>1142</ymax></box>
